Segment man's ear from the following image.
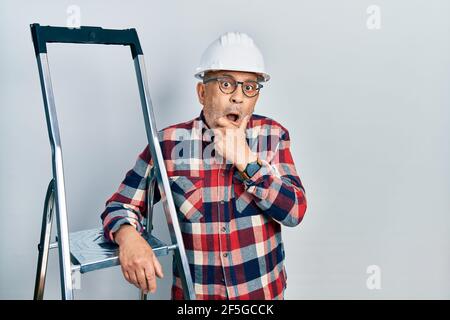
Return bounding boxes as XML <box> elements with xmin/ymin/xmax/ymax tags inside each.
<box><xmin>196</xmin><ymin>82</ymin><xmax>206</xmax><ymax>105</ymax></box>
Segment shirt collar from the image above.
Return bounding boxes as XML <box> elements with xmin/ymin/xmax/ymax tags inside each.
<box><xmin>198</xmin><ymin>110</ymin><xmax>213</xmax><ymax>142</ymax></box>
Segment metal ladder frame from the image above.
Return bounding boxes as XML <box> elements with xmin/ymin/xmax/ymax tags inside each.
<box><xmin>30</xmin><ymin>23</ymin><xmax>196</xmax><ymax>300</ymax></box>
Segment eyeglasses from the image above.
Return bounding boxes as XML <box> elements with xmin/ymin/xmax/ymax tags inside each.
<box><xmin>203</xmin><ymin>76</ymin><xmax>263</xmax><ymax>98</ymax></box>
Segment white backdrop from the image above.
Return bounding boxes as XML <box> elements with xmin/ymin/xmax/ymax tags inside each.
<box><xmin>1</xmin><ymin>0</ymin><xmax>449</xmax><ymax>299</ymax></box>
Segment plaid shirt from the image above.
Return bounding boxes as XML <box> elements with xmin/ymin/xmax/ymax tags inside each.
<box><xmin>101</xmin><ymin>111</ymin><xmax>307</xmax><ymax>300</ymax></box>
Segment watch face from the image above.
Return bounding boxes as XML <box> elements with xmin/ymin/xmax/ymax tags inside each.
<box><xmin>246</xmin><ymin>162</ymin><xmax>261</xmax><ymax>178</ymax></box>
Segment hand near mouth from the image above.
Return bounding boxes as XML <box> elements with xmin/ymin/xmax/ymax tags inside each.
<box><xmin>212</xmin><ymin>115</ymin><xmax>257</xmax><ymax>171</ymax></box>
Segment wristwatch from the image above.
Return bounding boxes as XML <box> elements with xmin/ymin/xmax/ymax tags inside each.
<box><xmin>239</xmin><ymin>158</ymin><xmax>262</xmax><ymax>180</ymax></box>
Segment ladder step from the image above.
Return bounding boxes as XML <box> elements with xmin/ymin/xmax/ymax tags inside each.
<box><xmin>69</xmin><ymin>228</ymin><xmax>175</xmax><ymax>274</ymax></box>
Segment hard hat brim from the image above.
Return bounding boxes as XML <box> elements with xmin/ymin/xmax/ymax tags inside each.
<box><xmin>194</xmin><ymin>68</ymin><xmax>270</xmax><ymax>82</ymax></box>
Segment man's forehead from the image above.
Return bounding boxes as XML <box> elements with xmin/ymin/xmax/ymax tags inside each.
<box><xmin>209</xmin><ymin>70</ymin><xmax>259</xmax><ymax>81</ymax></box>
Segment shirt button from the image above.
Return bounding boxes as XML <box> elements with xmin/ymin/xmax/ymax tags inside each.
<box><xmin>221</xmin><ymin>278</ymin><xmax>225</xmax><ymax>283</ymax></box>
<box><xmin>220</xmin><ymin>200</ymin><xmax>224</xmax><ymax>204</ymax></box>
<box><xmin>223</xmin><ymin>252</ymin><xmax>228</xmax><ymax>258</ymax></box>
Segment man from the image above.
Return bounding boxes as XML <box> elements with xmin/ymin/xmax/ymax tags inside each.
<box><xmin>101</xmin><ymin>32</ymin><xmax>307</xmax><ymax>300</ymax></box>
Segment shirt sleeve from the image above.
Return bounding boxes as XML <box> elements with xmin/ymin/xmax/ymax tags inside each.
<box><xmin>242</xmin><ymin>129</ymin><xmax>307</xmax><ymax>227</ymax></box>
<box><xmin>100</xmin><ymin>145</ymin><xmax>161</xmax><ymax>243</ymax></box>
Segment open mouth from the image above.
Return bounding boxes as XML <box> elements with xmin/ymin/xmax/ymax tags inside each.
<box><xmin>226</xmin><ymin>112</ymin><xmax>240</xmax><ymax>124</ymax></box>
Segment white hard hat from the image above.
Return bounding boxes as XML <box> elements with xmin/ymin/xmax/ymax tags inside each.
<box><xmin>195</xmin><ymin>32</ymin><xmax>270</xmax><ymax>82</ymax></box>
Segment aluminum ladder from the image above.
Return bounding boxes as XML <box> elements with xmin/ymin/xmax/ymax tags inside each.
<box><xmin>30</xmin><ymin>23</ymin><xmax>196</xmax><ymax>300</ymax></box>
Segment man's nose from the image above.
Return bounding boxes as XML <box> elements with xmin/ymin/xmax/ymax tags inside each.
<box><xmin>230</xmin><ymin>84</ymin><xmax>244</xmax><ymax>104</ymax></box>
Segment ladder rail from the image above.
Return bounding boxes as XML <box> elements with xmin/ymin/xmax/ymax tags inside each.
<box><xmin>35</xmin><ymin>53</ymin><xmax>74</xmax><ymax>299</ymax></box>
<box><xmin>34</xmin><ymin>179</ymin><xmax>55</xmax><ymax>300</ymax></box>
<box><xmin>141</xmin><ymin>172</ymin><xmax>156</xmax><ymax>300</ymax></box>
<box><xmin>31</xmin><ymin>23</ymin><xmax>196</xmax><ymax>300</ymax></box>
<box><xmin>134</xmin><ymin>55</ymin><xmax>196</xmax><ymax>300</ymax></box>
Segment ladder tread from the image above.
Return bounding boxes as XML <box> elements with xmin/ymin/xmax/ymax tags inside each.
<box><xmin>69</xmin><ymin>228</ymin><xmax>172</xmax><ymax>274</ymax></box>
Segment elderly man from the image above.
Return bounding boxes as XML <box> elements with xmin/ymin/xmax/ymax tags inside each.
<box><xmin>101</xmin><ymin>32</ymin><xmax>307</xmax><ymax>300</ymax></box>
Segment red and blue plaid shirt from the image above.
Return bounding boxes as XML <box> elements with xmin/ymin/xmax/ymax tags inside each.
<box><xmin>101</xmin><ymin>111</ymin><xmax>307</xmax><ymax>300</ymax></box>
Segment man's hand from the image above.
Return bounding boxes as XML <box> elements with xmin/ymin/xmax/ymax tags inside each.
<box><xmin>213</xmin><ymin>114</ymin><xmax>257</xmax><ymax>171</ymax></box>
<box><xmin>114</xmin><ymin>224</ymin><xmax>164</xmax><ymax>294</ymax></box>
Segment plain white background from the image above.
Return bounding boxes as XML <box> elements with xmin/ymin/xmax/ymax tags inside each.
<box><xmin>1</xmin><ymin>0</ymin><xmax>449</xmax><ymax>299</ymax></box>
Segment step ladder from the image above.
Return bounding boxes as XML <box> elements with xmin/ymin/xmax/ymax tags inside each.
<box><xmin>30</xmin><ymin>23</ymin><xmax>196</xmax><ymax>300</ymax></box>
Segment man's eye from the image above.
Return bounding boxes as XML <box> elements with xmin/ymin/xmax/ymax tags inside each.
<box><xmin>222</xmin><ymin>82</ymin><xmax>231</xmax><ymax>87</ymax></box>
<box><xmin>245</xmin><ymin>85</ymin><xmax>255</xmax><ymax>91</ymax></box>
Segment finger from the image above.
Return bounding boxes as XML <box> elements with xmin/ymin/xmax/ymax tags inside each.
<box><xmin>128</xmin><ymin>270</ymin><xmax>140</xmax><ymax>289</ymax></box>
<box><xmin>152</xmin><ymin>256</ymin><xmax>164</xmax><ymax>279</ymax></box>
<box><xmin>123</xmin><ymin>270</ymin><xmax>131</xmax><ymax>283</ymax></box>
<box><xmin>239</xmin><ymin>114</ymin><xmax>250</xmax><ymax>130</ymax></box>
<box><xmin>136</xmin><ymin>268</ymin><xmax>149</xmax><ymax>293</ymax></box>
<box><xmin>144</xmin><ymin>264</ymin><xmax>157</xmax><ymax>293</ymax></box>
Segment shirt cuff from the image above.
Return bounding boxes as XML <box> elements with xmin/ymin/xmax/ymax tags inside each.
<box><xmin>239</xmin><ymin>159</ymin><xmax>276</xmax><ymax>200</ymax></box>
<box><xmin>108</xmin><ymin>217</ymin><xmax>144</xmax><ymax>244</ymax></box>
